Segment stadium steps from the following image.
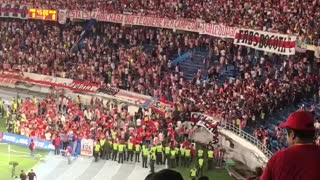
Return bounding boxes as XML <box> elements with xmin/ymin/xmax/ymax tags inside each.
<box><xmin>179</xmin><ymin>51</ymin><xmax>209</xmax><ymax>82</ymax></box>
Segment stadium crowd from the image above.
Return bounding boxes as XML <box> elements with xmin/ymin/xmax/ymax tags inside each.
<box><xmin>2</xmin><ymin>0</ymin><xmax>320</xmax><ymax>43</ymax></box>
<box><xmin>0</xmin><ymin>0</ymin><xmax>320</xmax><ymax>179</ymax></box>
<box><xmin>1</xmin><ymin>19</ymin><xmax>320</xmax><ymax>138</ymax></box>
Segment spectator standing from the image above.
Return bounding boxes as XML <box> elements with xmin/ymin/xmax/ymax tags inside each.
<box><xmin>27</xmin><ymin>169</ymin><xmax>37</xmax><ymax>180</ymax></box>
<box><xmin>54</xmin><ymin>136</ymin><xmax>61</xmax><ymax>155</ymax></box>
<box><xmin>29</xmin><ymin>139</ymin><xmax>35</xmax><ymax>158</ymax></box>
<box><xmin>261</xmin><ymin>111</ymin><xmax>320</xmax><ymax>180</ymax></box>
<box><xmin>19</xmin><ymin>170</ymin><xmax>27</xmax><ymax>180</ymax></box>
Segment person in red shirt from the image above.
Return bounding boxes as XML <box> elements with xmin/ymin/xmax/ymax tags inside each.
<box><xmin>261</xmin><ymin>111</ymin><xmax>320</xmax><ymax>180</ymax></box>
<box><xmin>29</xmin><ymin>139</ymin><xmax>35</xmax><ymax>158</ymax></box>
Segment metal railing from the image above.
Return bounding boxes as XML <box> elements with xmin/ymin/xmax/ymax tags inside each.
<box><xmin>222</xmin><ymin>122</ymin><xmax>273</xmax><ymax>159</ymax></box>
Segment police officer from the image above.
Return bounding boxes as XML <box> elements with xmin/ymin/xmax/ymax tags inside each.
<box><xmin>207</xmin><ymin>148</ymin><xmax>214</xmax><ymax>170</ymax></box>
<box><xmin>127</xmin><ymin>140</ymin><xmax>134</xmax><ymax>162</ymax></box>
<box><xmin>198</xmin><ymin>158</ymin><xmax>204</xmax><ymax>177</ymax></box>
<box><xmin>164</xmin><ymin>144</ymin><xmax>171</xmax><ymax>165</ymax></box>
<box><xmin>156</xmin><ymin>143</ymin><xmax>163</xmax><ymax>165</ymax></box>
<box><xmin>190</xmin><ymin>167</ymin><xmax>197</xmax><ymax>180</ymax></box>
<box><xmin>150</xmin><ymin>151</ymin><xmax>156</xmax><ymax>173</ymax></box>
<box><xmin>118</xmin><ymin>141</ymin><xmax>125</xmax><ymax>164</ymax></box>
<box><xmin>94</xmin><ymin>141</ymin><xmax>101</xmax><ymax>162</ymax></box>
<box><xmin>135</xmin><ymin>143</ymin><xmax>141</xmax><ymax>163</ymax></box>
<box><xmin>142</xmin><ymin>145</ymin><xmax>149</xmax><ymax>168</ymax></box>
<box><xmin>112</xmin><ymin>140</ymin><xmax>118</xmax><ymax>161</ymax></box>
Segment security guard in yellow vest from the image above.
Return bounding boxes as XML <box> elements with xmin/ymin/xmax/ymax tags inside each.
<box><xmin>13</xmin><ymin>120</ymin><xmax>19</xmax><ymax>134</ymax></box>
<box><xmin>94</xmin><ymin>141</ymin><xmax>101</xmax><ymax>162</ymax></box>
<box><xmin>112</xmin><ymin>141</ymin><xmax>118</xmax><ymax>161</ymax></box>
<box><xmin>190</xmin><ymin>167</ymin><xmax>197</xmax><ymax>180</ymax></box>
<box><xmin>103</xmin><ymin>139</ymin><xmax>112</xmax><ymax>160</ymax></box>
<box><xmin>156</xmin><ymin>143</ymin><xmax>163</xmax><ymax>165</ymax></box>
<box><xmin>207</xmin><ymin>149</ymin><xmax>214</xmax><ymax>170</ymax></box>
<box><xmin>17</xmin><ymin>97</ymin><xmax>22</xmax><ymax>107</ymax></box>
<box><xmin>185</xmin><ymin>148</ymin><xmax>191</xmax><ymax>168</ymax></box>
<box><xmin>142</xmin><ymin>145</ymin><xmax>149</xmax><ymax>168</ymax></box>
<box><xmin>164</xmin><ymin>145</ymin><xmax>171</xmax><ymax>165</ymax></box>
<box><xmin>170</xmin><ymin>148</ymin><xmax>176</xmax><ymax>168</ymax></box>
<box><xmin>150</xmin><ymin>152</ymin><xmax>156</xmax><ymax>173</ymax></box>
<box><xmin>118</xmin><ymin>142</ymin><xmax>125</xmax><ymax>164</ymax></box>
<box><xmin>13</xmin><ymin>102</ymin><xmax>17</xmax><ymax>113</ymax></box>
<box><xmin>151</xmin><ymin>144</ymin><xmax>156</xmax><ymax>154</ymax></box>
<box><xmin>127</xmin><ymin>141</ymin><xmax>134</xmax><ymax>162</ymax></box>
<box><xmin>197</xmin><ymin>148</ymin><xmax>204</xmax><ymax>160</ymax></box>
<box><xmin>180</xmin><ymin>147</ymin><xmax>186</xmax><ymax>167</ymax></box>
<box><xmin>175</xmin><ymin>147</ymin><xmax>180</xmax><ymax>167</ymax></box>
<box><xmin>100</xmin><ymin>138</ymin><xmax>106</xmax><ymax>158</ymax></box>
<box><xmin>135</xmin><ymin>143</ymin><xmax>141</xmax><ymax>163</ymax></box>
<box><xmin>198</xmin><ymin>158</ymin><xmax>204</xmax><ymax>177</ymax></box>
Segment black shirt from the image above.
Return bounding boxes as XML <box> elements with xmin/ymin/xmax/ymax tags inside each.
<box><xmin>28</xmin><ymin>172</ymin><xmax>36</xmax><ymax>180</ymax></box>
<box><xmin>20</xmin><ymin>172</ymin><xmax>27</xmax><ymax>180</ymax></box>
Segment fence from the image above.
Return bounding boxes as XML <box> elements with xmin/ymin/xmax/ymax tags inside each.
<box><xmin>222</xmin><ymin>122</ymin><xmax>273</xmax><ymax>159</ymax></box>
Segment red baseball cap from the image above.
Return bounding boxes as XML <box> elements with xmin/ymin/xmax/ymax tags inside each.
<box><xmin>279</xmin><ymin>111</ymin><xmax>315</xmax><ymax>131</ymax></box>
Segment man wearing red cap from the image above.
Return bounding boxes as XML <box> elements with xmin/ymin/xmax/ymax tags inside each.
<box><xmin>261</xmin><ymin>111</ymin><xmax>320</xmax><ymax>180</ymax></box>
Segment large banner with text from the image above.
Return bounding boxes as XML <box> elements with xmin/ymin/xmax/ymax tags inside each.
<box><xmin>234</xmin><ymin>28</ymin><xmax>297</xmax><ymax>55</ymax></box>
<box><xmin>66</xmin><ymin>10</ymin><xmax>237</xmax><ymax>39</ymax></box>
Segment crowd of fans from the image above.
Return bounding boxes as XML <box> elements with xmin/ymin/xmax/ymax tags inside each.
<box><xmin>0</xmin><ymin>0</ymin><xmax>319</xmax><ymax>179</ymax></box>
<box><xmin>3</xmin><ymin>93</ymin><xmax>225</xmax><ymax>178</ymax></box>
<box><xmin>1</xmin><ymin>18</ymin><xmax>320</xmax><ymax>151</ymax></box>
<box><xmin>2</xmin><ymin>0</ymin><xmax>320</xmax><ymax>43</ymax></box>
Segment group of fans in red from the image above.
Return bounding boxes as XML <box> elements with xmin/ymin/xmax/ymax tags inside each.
<box><xmin>1</xmin><ymin>0</ymin><xmax>320</xmax><ymax>180</ymax></box>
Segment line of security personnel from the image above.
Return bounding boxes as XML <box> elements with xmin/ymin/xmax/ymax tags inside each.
<box><xmin>93</xmin><ymin>138</ymin><xmax>216</xmax><ymax>176</ymax></box>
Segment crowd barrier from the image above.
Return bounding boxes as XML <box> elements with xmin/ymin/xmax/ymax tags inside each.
<box><xmin>0</xmin><ymin>132</ymin><xmax>55</xmax><ymax>151</ymax></box>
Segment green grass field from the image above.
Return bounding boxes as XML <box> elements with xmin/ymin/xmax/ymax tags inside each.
<box><xmin>169</xmin><ymin>158</ymin><xmax>235</xmax><ymax>180</ymax></box>
<box><xmin>0</xmin><ymin>117</ymin><xmax>49</xmax><ymax>180</ymax></box>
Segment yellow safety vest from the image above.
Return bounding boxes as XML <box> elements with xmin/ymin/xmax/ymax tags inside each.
<box><xmin>111</xmin><ymin>131</ymin><xmax>116</xmax><ymax>139</ymax></box>
<box><xmin>151</xmin><ymin>147</ymin><xmax>156</xmax><ymax>153</ymax></box>
<box><xmin>118</xmin><ymin>144</ymin><xmax>124</xmax><ymax>152</ymax></box>
<box><xmin>151</xmin><ymin>153</ymin><xmax>156</xmax><ymax>160</ymax></box>
<box><xmin>143</xmin><ymin>149</ymin><xmax>148</xmax><ymax>157</ymax></box>
<box><xmin>198</xmin><ymin>158</ymin><xmax>204</xmax><ymax>167</ymax></box>
<box><xmin>208</xmin><ymin>150</ymin><xmax>214</xmax><ymax>158</ymax></box>
<box><xmin>113</xmin><ymin>143</ymin><xmax>118</xmax><ymax>150</ymax></box>
<box><xmin>165</xmin><ymin>147</ymin><xmax>170</xmax><ymax>155</ymax></box>
<box><xmin>128</xmin><ymin>143</ymin><xmax>133</xmax><ymax>150</ymax></box>
<box><xmin>13</xmin><ymin>103</ymin><xmax>17</xmax><ymax>110</ymax></box>
<box><xmin>180</xmin><ymin>148</ymin><xmax>185</xmax><ymax>156</ymax></box>
<box><xmin>100</xmin><ymin>140</ymin><xmax>106</xmax><ymax>147</ymax></box>
<box><xmin>17</xmin><ymin>98</ymin><xmax>22</xmax><ymax>105</ymax></box>
<box><xmin>170</xmin><ymin>150</ymin><xmax>176</xmax><ymax>159</ymax></box>
<box><xmin>198</xmin><ymin>150</ymin><xmax>203</xmax><ymax>157</ymax></box>
<box><xmin>95</xmin><ymin>144</ymin><xmax>100</xmax><ymax>152</ymax></box>
<box><xmin>185</xmin><ymin>149</ymin><xmax>191</xmax><ymax>157</ymax></box>
<box><xmin>156</xmin><ymin>145</ymin><xmax>163</xmax><ymax>153</ymax></box>
<box><xmin>135</xmin><ymin>144</ymin><xmax>141</xmax><ymax>152</ymax></box>
<box><xmin>190</xmin><ymin>169</ymin><xmax>197</xmax><ymax>177</ymax></box>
